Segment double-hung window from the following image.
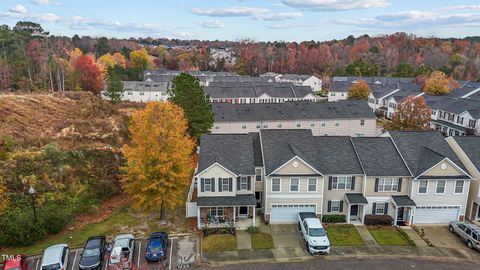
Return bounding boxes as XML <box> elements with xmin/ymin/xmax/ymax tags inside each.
<box><xmin>290</xmin><ymin>178</ymin><xmax>299</xmax><ymax>192</ymax></box>
<box><xmin>332</xmin><ymin>176</ymin><xmax>352</xmax><ymax>190</ymax></box>
<box><xmin>204</xmin><ymin>178</ymin><xmax>212</xmax><ymax>192</ymax></box>
<box><xmin>375</xmin><ymin>203</ymin><xmax>385</xmax><ymax>215</ymax></box>
<box><xmin>455</xmin><ymin>180</ymin><xmax>464</xmax><ymax>194</ymax></box>
<box><xmin>255</xmin><ymin>168</ymin><xmax>262</xmax><ymax>182</ymax></box>
<box><xmin>436</xmin><ymin>180</ymin><xmax>446</xmax><ymax>194</ymax></box>
<box><xmin>308</xmin><ymin>178</ymin><xmax>317</xmax><ymax>192</ymax></box>
<box><xmin>240</xmin><ymin>176</ymin><xmax>248</xmax><ymax>190</ymax></box>
<box><xmin>418</xmin><ymin>180</ymin><xmax>428</xmax><ymax>194</ymax></box>
<box><xmin>210</xmin><ymin>207</ymin><xmax>224</xmax><ymax>218</ymax></box>
<box><xmin>222</xmin><ymin>178</ymin><xmax>229</xmax><ymax>191</ymax></box>
<box><xmin>378</xmin><ymin>178</ymin><xmax>398</xmax><ymax>192</ymax></box>
<box><xmin>331</xmin><ymin>201</ymin><xmax>340</xmax><ymax>212</ymax></box>
<box><xmin>272</xmin><ymin>178</ymin><xmax>281</xmax><ymax>192</ymax></box>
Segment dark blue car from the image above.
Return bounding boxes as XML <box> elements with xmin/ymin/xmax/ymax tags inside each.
<box><xmin>145</xmin><ymin>232</ymin><xmax>168</xmax><ymax>262</ymax></box>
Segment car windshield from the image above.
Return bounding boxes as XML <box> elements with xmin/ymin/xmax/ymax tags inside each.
<box><xmin>83</xmin><ymin>248</ymin><xmax>100</xmax><ymax>257</ymax></box>
<box><xmin>42</xmin><ymin>263</ymin><xmax>61</xmax><ymax>270</ymax></box>
<box><xmin>309</xmin><ymin>228</ymin><xmax>326</xmax><ymax>237</ymax></box>
<box><xmin>148</xmin><ymin>238</ymin><xmax>163</xmax><ymax>252</ymax></box>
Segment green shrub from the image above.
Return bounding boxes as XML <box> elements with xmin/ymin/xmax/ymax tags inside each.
<box><xmin>246</xmin><ymin>226</ymin><xmax>260</xmax><ymax>234</ymax></box>
<box><xmin>202</xmin><ymin>226</ymin><xmax>235</xmax><ymax>237</ymax></box>
<box><xmin>322</xmin><ymin>214</ymin><xmax>347</xmax><ymax>223</ymax></box>
<box><xmin>39</xmin><ymin>202</ymin><xmax>74</xmax><ymax>234</ymax></box>
<box><xmin>0</xmin><ymin>208</ymin><xmax>46</xmax><ymax>246</ymax></box>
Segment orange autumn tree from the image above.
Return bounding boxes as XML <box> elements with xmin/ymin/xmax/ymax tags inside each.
<box><xmin>121</xmin><ymin>102</ymin><xmax>195</xmax><ymax>221</ymax></box>
<box><xmin>348</xmin><ymin>80</ymin><xmax>370</xmax><ymax>100</ymax></box>
<box><xmin>423</xmin><ymin>70</ymin><xmax>460</xmax><ymax>95</ymax></box>
<box><xmin>384</xmin><ymin>96</ymin><xmax>432</xmax><ymax>131</ymax></box>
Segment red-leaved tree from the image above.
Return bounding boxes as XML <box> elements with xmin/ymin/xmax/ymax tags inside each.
<box><xmin>73</xmin><ymin>55</ymin><xmax>103</xmax><ymax>94</ymax></box>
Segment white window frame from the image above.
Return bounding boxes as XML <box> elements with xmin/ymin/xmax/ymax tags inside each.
<box><xmin>335</xmin><ymin>121</ymin><xmax>339</xmax><ymax>127</ymax></box>
<box><xmin>222</xmin><ymin>178</ymin><xmax>229</xmax><ymax>191</ymax></box>
<box><xmin>308</xmin><ymin>178</ymin><xmax>317</xmax><ymax>192</ymax></box>
<box><xmin>374</xmin><ymin>202</ymin><xmax>386</xmax><ymax>215</ymax></box>
<box><xmin>418</xmin><ymin>180</ymin><xmax>428</xmax><ymax>194</ymax></box>
<box><xmin>332</xmin><ymin>176</ymin><xmax>352</xmax><ymax>190</ymax></box>
<box><xmin>240</xmin><ymin>176</ymin><xmax>248</xmax><ymax>190</ymax></box>
<box><xmin>435</xmin><ymin>180</ymin><xmax>446</xmax><ymax>194</ymax></box>
<box><xmin>271</xmin><ymin>178</ymin><xmax>281</xmax><ymax>192</ymax></box>
<box><xmin>296</xmin><ymin>123</ymin><xmax>301</xmax><ymax>128</ymax></box>
<box><xmin>210</xmin><ymin>207</ymin><xmax>225</xmax><ymax>219</ymax></box>
<box><xmin>360</xmin><ymin>119</ymin><xmax>365</xmax><ymax>126</ymax></box>
<box><xmin>331</xmin><ymin>200</ymin><xmax>340</xmax><ymax>212</ymax></box>
<box><xmin>277</xmin><ymin>123</ymin><xmax>282</xmax><ymax>128</ymax></box>
<box><xmin>204</xmin><ymin>178</ymin><xmax>212</xmax><ymax>192</ymax></box>
<box><xmin>378</xmin><ymin>178</ymin><xmax>398</xmax><ymax>192</ymax></box>
<box><xmin>242</xmin><ymin>124</ymin><xmax>246</xmax><ymax>129</ymax></box>
<box><xmin>263</xmin><ymin>124</ymin><xmax>268</xmax><ymax>128</ymax></box>
<box><xmin>454</xmin><ymin>180</ymin><xmax>464</xmax><ymax>194</ymax></box>
<box><xmin>290</xmin><ymin>178</ymin><xmax>299</xmax><ymax>192</ymax></box>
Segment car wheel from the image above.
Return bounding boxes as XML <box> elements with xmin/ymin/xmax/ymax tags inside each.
<box><xmin>467</xmin><ymin>241</ymin><xmax>474</xmax><ymax>249</ymax></box>
<box><xmin>448</xmin><ymin>225</ymin><xmax>454</xmax><ymax>233</ymax></box>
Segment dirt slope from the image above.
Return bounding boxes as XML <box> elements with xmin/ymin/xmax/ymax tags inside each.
<box><xmin>0</xmin><ymin>91</ymin><xmax>132</xmax><ymax>149</ymax></box>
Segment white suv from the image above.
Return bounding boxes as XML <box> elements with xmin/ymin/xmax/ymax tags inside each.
<box><xmin>41</xmin><ymin>244</ymin><xmax>69</xmax><ymax>270</ymax></box>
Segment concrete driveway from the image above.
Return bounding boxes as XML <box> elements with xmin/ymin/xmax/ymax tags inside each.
<box><xmin>417</xmin><ymin>225</ymin><xmax>479</xmax><ymax>258</ymax></box>
<box><xmin>269</xmin><ymin>224</ymin><xmax>309</xmax><ymax>257</ymax></box>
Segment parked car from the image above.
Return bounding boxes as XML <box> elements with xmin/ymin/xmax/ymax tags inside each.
<box><xmin>145</xmin><ymin>232</ymin><xmax>168</xmax><ymax>262</ymax></box>
<box><xmin>108</xmin><ymin>234</ymin><xmax>135</xmax><ymax>270</ymax></box>
<box><xmin>40</xmin><ymin>244</ymin><xmax>69</xmax><ymax>270</ymax></box>
<box><xmin>449</xmin><ymin>221</ymin><xmax>480</xmax><ymax>250</ymax></box>
<box><xmin>79</xmin><ymin>236</ymin><xmax>106</xmax><ymax>270</ymax></box>
<box><xmin>298</xmin><ymin>212</ymin><xmax>330</xmax><ymax>254</ymax></box>
<box><xmin>1</xmin><ymin>255</ymin><xmax>27</xmax><ymax>270</ymax></box>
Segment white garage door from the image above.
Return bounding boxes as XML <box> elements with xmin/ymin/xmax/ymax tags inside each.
<box><xmin>414</xmin><ymin>206</ymin><xmax>460</xmax><ymax>224</ymax></box>
<box><xmin>270</xmin><ymin>204</ymin><xmax>316</xmax><ymax>224</ymax></box>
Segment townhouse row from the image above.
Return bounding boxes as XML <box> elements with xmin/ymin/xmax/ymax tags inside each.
<box><xmin>186</xmin><ymin>130</ymin><xmax>479</xmax><ymax>229</ymax></box>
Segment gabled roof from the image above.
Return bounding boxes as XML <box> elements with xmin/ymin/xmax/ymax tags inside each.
<box><xmin>388</xmin><ymin>131</ymin><xmax>467</xmax><ymax>178</ymax></box>
<box><xmin>212</xmin><ymin>100</ymin><xmax>375</xmax><ymax>122</ymax></box>
<box><xmin>351</xmin><ymin>137</ymin><xmax>411</xmax><ymax>176</ymax></box>
<box><xmin>196</xmin><ymin>134</ymin><xmax>255</xmax><ymax>176</ymax></box>
<box><xmin>260</xmin><ymin>129</ymin><xmax>364</xmax><ymax>175</ymax></box>
<box><xmin>203</xmin><ymin>85</ymin><xmax>313</xmax><ymax>99</ymax></box>
<box><xmin>453</xmin><ymin>136</ymin><xmax>480</xmax><ymax>172</ymax></box>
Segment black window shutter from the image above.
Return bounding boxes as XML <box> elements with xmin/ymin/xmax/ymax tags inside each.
<box><xmin>372</xmin><ymin>203</ymin><xmax>376</xmax><ymax>214</ymax></box>
<box><xmin>247</xmin><ymin>176</ymin><xmax>251</xmax><ymax>190</ymax></box>
<box><xmin>374</xmin><ymin>178</ymin><xmax>379</xmax><ymax>192</ymax></box>
<box><xmin>229</xmin><ymin>178</ymin><xmax>233</xmax><ymax>192</ymax></box>
<box><xmin>201</xmin><ymin>178</ymin><xmax>205</xmax><ymax>192</ymax></box>
<box><xmin>327</xmin><ymin>200</ymin><xmax>331</xmax><ymax>212</ymax></box>
<box><xmin>218</xmin><ymin>178</ymin><xmax>222</xmax><ymax>192</ymax></box>
<box><xmin>351</xmin><ymin>176</ymin><xmax>356</xmax><ymax>190</ymax></box>
<box><xmin>397</xmin><ymin>178</ymin><xmax>402</xmax><ymax>192</ymax></box>
<box><xmin>328</xmin><ymin>176</ymin><xmax>333</xmax><ymax>190</ymax></box>
<box><xmin>339</xmin><ymin>201</ymin><xmax>344</xmax><ymax>212</ymax></box>
<box><xmin>237</xmin><ymin>177</ymin><xmax>240</xmax><ymax>191</ymax></box>
<box><xmin>211</xmin><ymin>177</ymin><xmax>215</xmax><ymax>192</ymax></box>
<box><xmin>384</xmin><ymin>202</ymin><xmax>388</xmax><ymax>215</ymax></box>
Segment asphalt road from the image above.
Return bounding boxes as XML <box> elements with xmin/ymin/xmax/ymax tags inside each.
<box><xmin>197</xmin><ymin>259</ymin><xmax>477</xmax><ymax>270</ymax></box>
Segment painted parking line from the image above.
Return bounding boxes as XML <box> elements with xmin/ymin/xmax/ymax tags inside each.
<box><xmin>168</xmin><ymin>238</ymin><xmax>174</xmax><ymax>270</ymax></box>
<box><xmin>71</xmin><ymin>250</ymin><xmax>78</xmax><ymax>270</ymax></box>
<box><xmin>137</xmin><ymin>241</ymin><xmax>142</xmax><ymax>270</ymax></box>
<box><xmin>35</xmin><ymin>258</ymin><xmax>40</xmax><ymax>270</ymax></box>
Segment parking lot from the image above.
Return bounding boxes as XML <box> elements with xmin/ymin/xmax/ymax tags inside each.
<box><xmin>24</xmin><ymin>235</ymin><xmax>197</xmax><ymax>270</ymax></box>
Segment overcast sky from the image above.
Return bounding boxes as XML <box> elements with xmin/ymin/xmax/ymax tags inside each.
<box><xmin>1</xmin><ymin>0</ymin><xmax>480</xmax><ymax>41</ymax></box>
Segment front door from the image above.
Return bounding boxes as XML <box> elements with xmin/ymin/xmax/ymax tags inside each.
<box><xmin>239</xmin><ymin>206</ymin><xmax>248</xmax><ymax>217</ymax></box>
<box><xmin>397</xmin><ymin>207</ymin><xmax>404</xmax><ymax>221</ymax></box>
<box><xmin>350</xmin><ymin>205</ymin><xmax>358</xmax><ymax>220</ymax></box>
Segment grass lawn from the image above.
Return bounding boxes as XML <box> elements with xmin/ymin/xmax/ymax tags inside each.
<box><xmin>368</xmin><ymin>226</ymin><xmax>414</xmax><ymax>246</ymax></box>
<box><xmin>325</xmin><ymin>224</ymin><xmax>364</xmax><ymax>246</ymax></box>
<box><xmin>202</xmin><ymin>234</ymin><xmax>237</xmax><ymax>253</ymax></box>
<box><xmin>250</xmin><ymin>233</ymin><xmax>274</xmax><ymax>250</ymax></box>
<box><xmin>2</xmin><ymin>206</ymin><xmax>140</xmax><ymax>255</ymax></box>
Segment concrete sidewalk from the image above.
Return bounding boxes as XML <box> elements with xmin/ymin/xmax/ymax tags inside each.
<box><xmin>354</xmin><ymin>224</ymin><xmax>377</xmax><ymax>247</ymax></box>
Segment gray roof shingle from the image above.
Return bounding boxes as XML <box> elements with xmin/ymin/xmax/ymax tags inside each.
<box><xmin>213</xmin><ymin>100</ymin><xmax>375</xmax><ymax>122</ymax></box>
<box><xmin>453</xmin><ymin>136</ymin><xmax>480</xmax><ymax>172</ymax></box>
<box><xmin>352</xmin><ymin>137</ymin><xmax>411</xmax><ymax>176</ymax></box>
<box><xmin>392</xmin><ymin>195</ymin><xmax>416</xmax><ymax>206</ymax></box>
<box><xmin>388</xmin><ymin>131</ymin><xmax>467</xmax><ymax>177</ymax></box>
<box><xmin>346</xmin><ymin>193</ymin><xmax>368</xmax><ymax>204</ymax></box>
<box><xmin>197</xmin><ymin>134</ymin><xmax>255</xmax><ymax>176</ymax></box>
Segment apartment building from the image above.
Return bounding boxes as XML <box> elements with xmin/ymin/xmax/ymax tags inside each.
<box><xmin>211</xmin><ymin>100</ymin><xmax>376</xmax><ymax>137</ymax></box>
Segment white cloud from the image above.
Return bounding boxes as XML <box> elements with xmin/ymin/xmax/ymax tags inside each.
<box><xmin>254</xmin><ymin>12</ymin><xmax>303</xmax><ymax>21</ymax></box>
<box><xmin>9</xmin><ymin>4</ymin><xmax>27</xmax><ymax>14</ymax></box>
<box><xmin>39</xmin><ymin>13</ymin><xmax>61</xmax><ymax>22</ymax></box>
<box><xmin>197</xmin><ymin>20</ymin><xmax>225</xmax><ymax>28</ymax></box>
<box><xmin>282</xmin><ymin>0</ymin><xmax>390</xmax><ymax>11</ymax></box>
<box><xmin>30</xmin><ymin>0</ymin><xmax>61</xmax><ymax>5</ymax></box>
<box><xmin>266</xmin><ymin>22</ymin><xmax>318</xmax><ymax>29</ymax></box>
<box><xmin>191</xmin><ymin>6</ymin><xmax>269</xmax><ymax>17</ymax></box>
<box><xmin>438</xmin><ymin>5</ymin><xmax>480</xmax><ymax>11</ymax></box>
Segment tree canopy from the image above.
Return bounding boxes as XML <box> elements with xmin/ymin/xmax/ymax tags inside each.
<box><xmin>423</xmin><ymin>71</ymin><xmax>460</xmax><ymax>96</ymax></box>
<box><xmin>121</xmin><ymin>102</ymin><xmax>195</xmax><ymax>219</ymax></box>
<box><xmin>167</xmin><ymin>73</ymin><xmax>214</xmax><ymax>142</ymax></box>
<box><xmin>384</xmin><ymin>96</ymin><xmax>432</xmax><ymax>131</ymax></box>
<box><xmin>348</xmin><ymin>80</ymin><xmax>370</xmax><ymax>100</ymax></box>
